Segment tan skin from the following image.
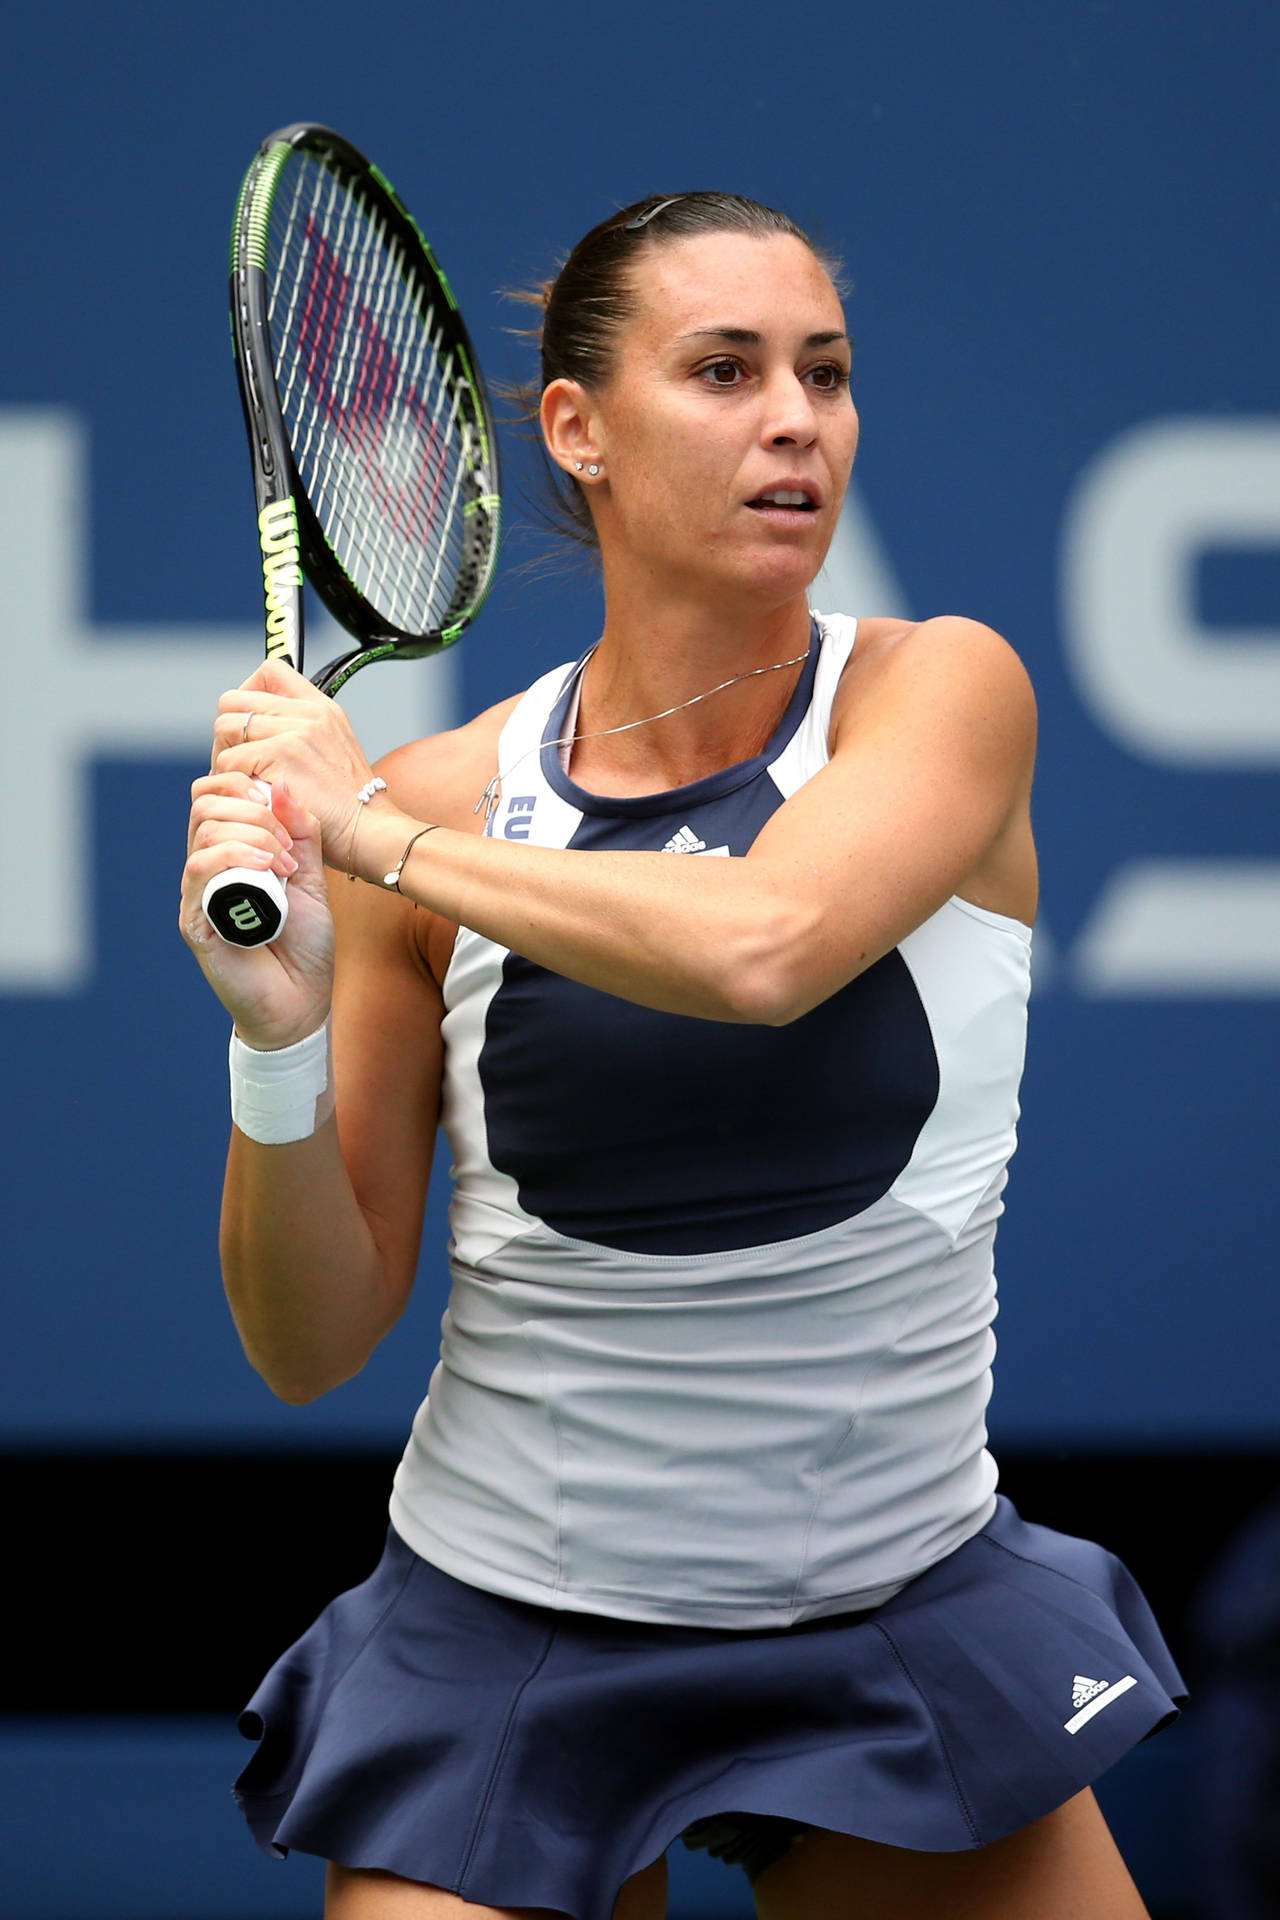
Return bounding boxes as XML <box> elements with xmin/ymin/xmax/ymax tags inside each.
<box><xmin>179</xmin><ymin>232</ymin><xmax>1146</xmax><ymax>1918</ymax></box>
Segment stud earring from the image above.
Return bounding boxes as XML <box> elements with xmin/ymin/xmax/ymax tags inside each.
<box><xmin>575</xmin><ymin>462</ymin><xmax>584</xmax><ymax>471</ymax></box>
<box><xmin>587</xmin><ymin>463</ymin><xmax>600</xmax><ymax>476</ymax></box>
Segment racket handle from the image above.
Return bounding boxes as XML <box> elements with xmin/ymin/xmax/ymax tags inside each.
<box><xmin>202</xmin><ymin>777</ymin><xmax>290</xmax><ymax>946</ymax></box>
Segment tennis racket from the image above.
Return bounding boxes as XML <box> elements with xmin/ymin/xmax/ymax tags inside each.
<box><xmin>204</xmin><ymin>121</ymin><xmax>501</xmax><ymax>947</ymax></box>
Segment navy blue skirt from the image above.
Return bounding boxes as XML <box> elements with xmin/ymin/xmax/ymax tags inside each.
<box><xmin>234</xmin><ymin>1496</ymin><xmax>1185</xmax><ymax>1919</ymax></box>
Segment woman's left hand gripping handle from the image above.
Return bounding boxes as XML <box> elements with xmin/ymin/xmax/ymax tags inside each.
<box><xmin>201</xmin><ymin>781</ymin><xmax>291</xmax><ymax>946</ymax></box>
<box><xmin>180</xmin><ymin>776</ymin><xmax>335</xmax><ymax>1054</ymax></box>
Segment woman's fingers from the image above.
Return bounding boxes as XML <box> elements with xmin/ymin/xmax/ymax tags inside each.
<box><xmin>210</xmin><ymin>741</ymin><xmax>375</xmax><ymax>872</ymax></box>
<box><xmin>268</xmin><ymin>781</ymin><xmax>323</xmax><ymax>848</ymax></box>
<box><xmin>235</xmin><ymin>657</ymin><xmax>318</xmax><ymax>699</ymax></box>
<box><xmin>187</xmin><ymin>819</ymin><xmax>299</xmax><ymax>875</ymax></box>
<box><xmin>188</xmin><ymin>797</ymin><xmax>293</xmax><ymax>853</ymax></box>
<box><xmin>189</xmin><ymin>772</ymin><xmax>322</xmax><ymax>843</ymax></box>
<box><xmin>214</xmin><ymin>659</ymin><xmax>319</xmax><ymax>711</ymax></box>
<box><xmin>188</xmin><ymin>773</ymin><xmax>291</xmax><ymax>856</ymax></box>
<box><xmin>204</xmin><ymin>675</ymin><xmax>376</xmax><ymax>871</ymax></box>
<box><xmin>211</xmin><ymin>661</ymin><xmax>328</xmax><ymax>742</ymax></box>
<box><xmin>209</xmin><ymin>703</ymin><xmax>311</xmax><ymax>763</ymax></box>
<box><xmin>191</xmin><ymin>770</ymin><xmax>274</xmax><ymax>805</ymax></box>
<box><xmin>208</xmin><ymin>667</ymin><xmax>324</xmax><ymax>772</ymax></box>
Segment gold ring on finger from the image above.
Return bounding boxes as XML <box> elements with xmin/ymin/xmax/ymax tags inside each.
<box><xmin>240</xmin><ymin>712</ymin><xmax>254</xmax><ymax>744</ymax></box>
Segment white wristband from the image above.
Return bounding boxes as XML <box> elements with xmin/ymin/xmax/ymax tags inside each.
<box><xmin>229</xmin><ymin>1018</ymin><xmax>335</xmax><ymax>1145</ymax></box>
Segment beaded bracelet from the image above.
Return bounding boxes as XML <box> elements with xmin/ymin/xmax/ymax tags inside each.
<box><xmin>346</xmin><ymin>776</ymin><xmax>388</xmax><ymax>882</ymax></box>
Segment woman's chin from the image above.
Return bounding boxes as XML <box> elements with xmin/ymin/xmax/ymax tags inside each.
<box><xmin>719</xmin><ymin>548</ymin><xmax>823</xmax><ymax>607</ymax></box>
<box><xmin>643</xmin><ymin>530</ymin><xmax>823</xmax><ymax>611</ymax></box>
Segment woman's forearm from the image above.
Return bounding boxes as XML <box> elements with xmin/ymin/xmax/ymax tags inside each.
<box><xmin>220</xmin><ymin>1120</ymin><xmax>404</xmax><ymax>1403</ymax></box>
<box><xmin>358</xmin><ymin>811</ymin><xmax>821</xmax><ymax>1024</ymax></box>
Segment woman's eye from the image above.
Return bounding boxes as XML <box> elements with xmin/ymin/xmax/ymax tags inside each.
<box><xmin>701</xmin><ymin>359</ymin><xmax>746</xmax><ymax>387</ymax></box>
<box><xmin>807</xmin><ymin>363</ymin><xmax>849</xmax><ymax>391</ymax></box>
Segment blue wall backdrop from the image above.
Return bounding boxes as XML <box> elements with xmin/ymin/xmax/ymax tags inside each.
<box><xmin>2</xmin><ymin>1</ymin><xmax>1276</xmax><ymax>1912</ymax></box>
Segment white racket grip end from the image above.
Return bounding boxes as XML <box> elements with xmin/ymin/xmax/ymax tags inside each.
<box><xmin>201</xmin><ymin>782</ymin><xmax>289</xmax><ymax>946</ymax></box>
<box><xmin>203</xmin><ymin>866</ymin><xmax>289</xmax><ymax>946</ymax></box>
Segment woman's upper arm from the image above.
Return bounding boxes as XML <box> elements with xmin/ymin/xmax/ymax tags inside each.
<box><xmin>328</xmin><ymin>862</ymin><xmax>444</xmax><ymax>1316</ymax></box>
<box><xmin>325</xmin><ymin>702</ymin><xmax>513</xmax><ymax>1311</ymax></box>
<box><xmin>747</xmin><ymin>617</ymin><xmax>1037</xmax><ymax>1015</ymax></box>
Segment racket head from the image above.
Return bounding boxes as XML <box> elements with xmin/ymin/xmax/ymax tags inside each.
<box><xmin>229</xmin><ymin>123</ymin><xmax>501</xmax><ymax>691</ymax></box>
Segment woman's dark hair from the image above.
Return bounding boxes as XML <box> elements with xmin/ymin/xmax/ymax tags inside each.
<box><xmin>508</xmin><ymin>192</ymin><xmax>846</xmax><ymax>553</ymax></box>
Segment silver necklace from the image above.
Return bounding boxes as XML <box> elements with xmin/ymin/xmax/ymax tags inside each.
<box><xmin>475</xmin><ymin>644</ymin><xmax>811</xmax><ymax>820</ymax></box>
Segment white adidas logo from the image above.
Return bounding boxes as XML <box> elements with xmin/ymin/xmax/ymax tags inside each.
<box><xmin>663</xmin><ymin>825</ymin><xmax>708</xmax><ymax>853</ymax></box>
<box><xmin>661</xmin><ymin>824</ymin><xmax>730</xmax><ymax>857</ymax></box>
<box><xmin>1064</xmin><ymin>1672</ymin><xmax>1137</xmax><ymax>1734</ymax></box>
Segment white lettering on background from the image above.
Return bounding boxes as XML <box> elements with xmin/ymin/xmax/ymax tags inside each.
<box><xmin>0</xmin><ymin>412</ymin><xmax>455</xmax><ymax>993</ymax></box>
<box><xmin>1063</xmin><ymin>418</ymin><xmax>1280</xmax><ymax>993</ymax></box>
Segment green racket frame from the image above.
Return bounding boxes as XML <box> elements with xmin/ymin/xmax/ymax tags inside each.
<box><xmin>229</xmin><ymin>121</ymin><xmax>501</xmax><ymax>696</ymax></box>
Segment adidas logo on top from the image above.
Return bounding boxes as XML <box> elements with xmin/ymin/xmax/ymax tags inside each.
<box><xmin>1072</xmin><ymin>1675</ymin><xmax>1108</xmax><ymax>1710</ymax></box>
<box><xmin>663</xmin><ymin>825</ymin><xmax>708</xmax><ymax>854</ymax></box>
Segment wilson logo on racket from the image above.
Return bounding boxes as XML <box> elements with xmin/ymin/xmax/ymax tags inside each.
<box><xmin>258</xmin><ymin>499</ymin><xmax>302</xmax><ymax>658</ymax></box>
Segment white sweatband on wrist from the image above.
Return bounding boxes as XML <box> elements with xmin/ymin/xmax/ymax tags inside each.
<box><xmin>229</xmin><ymin>1017</ymin><xmax>335</xmax><ymax>1145</ymax></box>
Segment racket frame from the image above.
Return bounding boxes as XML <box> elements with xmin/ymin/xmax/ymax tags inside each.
<box><xmin>228</xmin><ymin>121</ymin><xmax>501</xmax><ymax>696</ymax></box>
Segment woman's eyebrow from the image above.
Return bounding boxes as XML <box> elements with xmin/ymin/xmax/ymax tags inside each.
<box><xmin>676</xmin><ymin>327</ymin><xmax>851</xmax><ymax>348</ymax></box>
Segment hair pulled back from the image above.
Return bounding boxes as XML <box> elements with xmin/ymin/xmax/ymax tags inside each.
<box><xmin>511</xmin><ymin>192</ymin><xmax>844</xmax><ymax>553</ymax></box>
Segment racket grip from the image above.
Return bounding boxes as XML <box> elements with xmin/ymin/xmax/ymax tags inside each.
<box><xmin>202</xmin><ymin>777</ymin><xmax>290</xmax><ymax>946</ymax></box>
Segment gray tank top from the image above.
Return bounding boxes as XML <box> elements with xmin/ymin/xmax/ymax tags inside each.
<box><xmin>390</xmin><ymin>612</ymin><xmax>1032</xmax><ymax>1626</ymax></box>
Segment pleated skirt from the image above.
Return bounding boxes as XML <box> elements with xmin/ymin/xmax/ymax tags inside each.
<box><xmin>234</xmin><ymin>1494</ymin><xmax>1185</xmax><ymax>1919</ymax></box>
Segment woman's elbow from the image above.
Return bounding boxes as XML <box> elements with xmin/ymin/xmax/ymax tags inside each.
<box><xmin>715</xmin><ymin>905</ymin><xmax>833</xmax><ymax>1026</ymax></box>
<box><xmin>718</xmin><ymin>967</ymin><xmax>800</xmax><ymax>1026</ymax></box>
<box><xmin>265</xmin><ymin>1369</ymin><xmax>329</xmax><ymax>1407</ymax></box>
<box><xmin>255</xmin><ymin>1352</ymin><xmax>362</xmax><ymax>1405</ymax></box>
<box><xmin>237</xmin><ymin>1319</ymin><xmax>373</xmax><ymax>1404</ymax></box>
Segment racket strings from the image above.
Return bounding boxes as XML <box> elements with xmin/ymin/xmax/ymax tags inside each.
<box><xmin>285</xmin><ymin>172</ymin><xmax>457</xmax><ymax>589</ymax></box>
<box><xmin>285</xmin><ymin>179</ymin><xmax>464</xmax><ymax>622</ymax></box>
<box><xmin>265</xmin><ymin>153</ymin><xmax>478</xmax><ymax>634</ymax></box>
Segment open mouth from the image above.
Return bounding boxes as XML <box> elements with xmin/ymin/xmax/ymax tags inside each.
<box><xmin>746</xmin><ymin>489</ymin><xmax>818</xmax><ymax>513</ymax></box>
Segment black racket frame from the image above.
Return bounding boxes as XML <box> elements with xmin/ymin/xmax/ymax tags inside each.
<box><xmin>229</xmin><ymin>121</ymin><xmax>501</xmax><ymax>695</ymax></box>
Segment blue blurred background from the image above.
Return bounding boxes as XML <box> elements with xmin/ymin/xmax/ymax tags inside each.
<box><xmin>4</xmin><ymin>1</ymin><xmax>1278</xmax><ymax>1913</ymax></box>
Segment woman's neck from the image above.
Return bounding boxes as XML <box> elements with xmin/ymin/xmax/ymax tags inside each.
<box><xmin>570</xmin><ymin>585</ymin><xmax>814</xmax><ymax>795</ymax></box>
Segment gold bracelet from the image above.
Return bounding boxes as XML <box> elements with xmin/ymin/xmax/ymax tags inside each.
<box><xmin>382</xmin><ymin>824</ymin><xmax>440</xmax><ymax>893</ymax></box>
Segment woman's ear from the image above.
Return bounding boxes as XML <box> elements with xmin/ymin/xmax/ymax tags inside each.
<box><xmin>541</xmin><ymin>377</ymin><xmax>601</xmax><ymax>477</ymax></box>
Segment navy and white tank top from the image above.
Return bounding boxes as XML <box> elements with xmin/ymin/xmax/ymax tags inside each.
<box><xmin>390</xmin><ymin>612</ymin><xmax>1033</xmax><ymax>1627</ymax></box>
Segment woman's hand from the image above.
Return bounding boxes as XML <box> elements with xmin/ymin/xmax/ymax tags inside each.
<box><xmin>179</xmin><ymin>774</ymin><xmax>335</xmax><ymax>1051</ymax></box>
<box><xmin>210</xmin><ymin>660</ymin><xmax>377</xmax><ymax>874</ymax></box>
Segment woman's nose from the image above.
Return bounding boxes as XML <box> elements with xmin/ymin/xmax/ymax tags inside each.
<box><xmin>763</xmin><ymin>375</ymin><xmax>819</xmax><ymax>447</ymax></box>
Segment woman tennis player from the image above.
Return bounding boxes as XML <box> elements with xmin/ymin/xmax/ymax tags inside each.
<box><xmin>181</xmin><ymin>193</ymin><xmax>1184</xmax><ymax>1920</ymax></box>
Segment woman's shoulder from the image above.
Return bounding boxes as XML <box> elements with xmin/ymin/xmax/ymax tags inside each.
<box><xmin>838</xmin><ymin>611</ymin><xmax>1027</xmax><ymax>665</ymax></box>
<box><xmin>826</xmin><ymin>613</ymin><xmax>1036</xmax><ymax>778</ymax></box>
<box><xmin>833</xmin><ymin>612</ymin><xmax>1035</xmax><ymax>712</ymax></box>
